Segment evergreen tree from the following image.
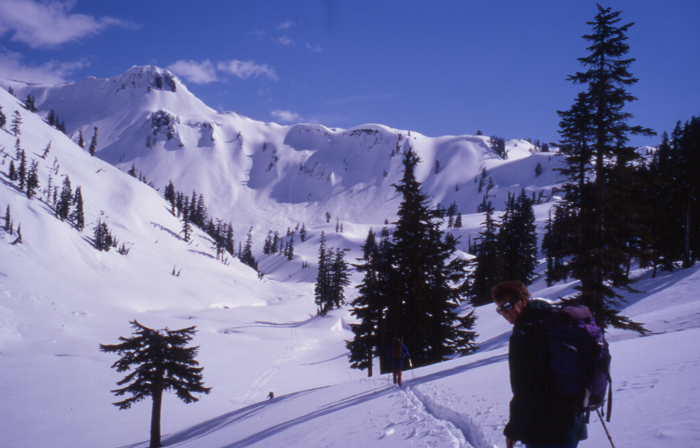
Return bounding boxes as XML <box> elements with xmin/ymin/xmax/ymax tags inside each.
<box><xmin>286</xmin><ymin>233</ymin><xmax>295</xmax><ymax>260</ymax></box>
<box><xmin>128</xmin><ymin>163</ymin><xmax>137</xmax><ymax>178</ymax></box>
<box><xmin>490</xmin><ymin>136</ymin><xmax>507</xmax><ymax>159</ymax></box>
<box><xmin>72</xmin><ymin>187</ymin><xmax>85</xmax><ymax>232</ymax></box>
<box><xmin>542</xmin><ymin>206</ymin><xmax>571</xmax><ymax>286</ymax></box>
<box><xmin>3</xmin><ymin>205</ymin><xmax>10</xmax><ymax>232</ymax></box>
<box><xmin>498</xmin><ymin>190</ymin><xmax>538</xmax><ymax>285</ymax></box>
<box><xmin>555</xmin><ymin>5</ymin><xmax>654</xmax><ymax>333</ymax></box>
<box><xmin>314</xmin><ymin>231</ymin><xmax>330</xmax><ymax>314</ymax></box>
<box><xmin>672</xmin><ymin>117</ymin><xmax>700</xmax><ymax>268</ymax></box>
<box><xmin>99</xmin><ymin>321</ymin><xmax>210</xmax><ymax>448</ymax></box>
<box><xmin>47</xmin><ymin>109</ymin><xmax>56</xmax><ymax>127</ymax></box>
<box><xmin>17</xmin><ymin>148</ymin><xmax>27</xmax><ymax>191</ymax></box>
<box><xmin>8</xmin><ymin>160</ymin><xmax>17</xmax><ymax>181</ymax></box>
<box><xmin>56</xmin><ymin>176</ymin><xmax>73</xmax><ymax>221</ymax></box>
<box><xmin>11</xmin><ymin>110</ymin><xmax>22</xmax><ymax>136</ymax></box>
<box><xmin>26</xmin><ymin>160</ymin><xmax>40</xmax><ymax>199</ymax></box>
<box><xmin>469</xmin><ymin>195</ymin><xmax>501</xmax><ymax>306</ymax></box>
<box><xmin>195</xmin><ymin>194</ymin><xmax>207</xmax><ymax>228</ymax></box>
<box><xmin>23</xmin><ymin>94</ymin><xmax>37</xmax><ymax>112</ymax></box>
<box><xmin>0</xmin><ymin>106</ymin><xmax>6</xmax><ymax>129</ymax></box>
<box><xmin>181</xmin><ymin>207</ymin><xmax>192</xmax><ymax>243</ymax></box>
<box><xmin>89</xmin><ymin>127</ymin><xmax>98</xmax><ymax>156</ymax></box>
<box><xmin>164</xmin><ymin>181</ymin><xmax>176</xmax><ymax>210</ymax></box>
<box><xmin>366</xmin><ymin>148</ymin><xmax>477</xmax><ymax>367</ymax></box>
<box><xmin>327</xmin><ymin>248</ymin><xmax>350</xmax><ymax>310</ymax></box>
<box><xmin>263</xmin><ymin>230</ymin><xmax>273</xmax><ymax>255</ymax></box>
<box><xmin>240</xmin><ymin>227</ymin><xmax>258</xmax><ymax>270</ymax></box>
<box><xmin>225</xmin><ymin>223</ymin><xmax>234</xmax><ymax>256</ymax></box>
<box><xmin>300</xmin><ymin>223</ymin><xmax>307</xmax><ymax>242</ymax></box>
<box><xmin>347</xmin><ymin>229</ymin><xmax>386</xmax><ymax>376</ymax></box>
<box><xmin>94</xmin><ymin>219</ymin><xmax>114</xmax><ymax>251</ymax></box>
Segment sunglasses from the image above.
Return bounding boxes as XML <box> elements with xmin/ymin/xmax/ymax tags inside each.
<box><xmin>496</xmin><ymin>300</ymin><xmax>519</xmax><ymax>315</ymax></box>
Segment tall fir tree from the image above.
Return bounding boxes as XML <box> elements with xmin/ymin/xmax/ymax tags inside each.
<box><xmin>555</xmin><ymin>5</ymin><xmax>654</xmax><ymax>332</ymax></box>
<box><xmin>378</xmin><ymin>148</ymin><xmax>477</xmax><ymax>367</ymax></box>
<box><xmin>347</xmin><ymin>229</ymin><xmax>387</xmax><ymax>376</ymax></box>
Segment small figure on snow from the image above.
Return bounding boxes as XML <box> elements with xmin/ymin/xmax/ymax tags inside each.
<box><xmin>387</xmin><ymin>338</ymin><xmax>410</xmax><ymax>386</ymax></box>
<box><xmin>492</xmin><ymin>280</ymin><xmax>589</xmax><ymax>448</ymax></box>
<box><xmin>267</xmin><ymin>391</ymin><xmax>274</xmax><ymax>400</ymax></box>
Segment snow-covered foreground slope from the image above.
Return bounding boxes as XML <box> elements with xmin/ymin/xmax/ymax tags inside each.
<box><xmin>2</xmin><ymin>75</ymin><xmax>699</xmax><ymax>448</ymax></box>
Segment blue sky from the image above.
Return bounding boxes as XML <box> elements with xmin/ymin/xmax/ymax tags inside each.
<box><xmin>1</xmin><ymin>0</ymin><xmax>698</xmax><ymax>147</ymax></box>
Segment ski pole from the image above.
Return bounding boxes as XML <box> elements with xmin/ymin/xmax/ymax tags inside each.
<box><xmin>596</xmin><ymin>408</ymin><xmax>616</xmax><ymax>448</ymax></box>
<box><xmin>409</xmin><ymin>358</ymin><xmax>415</xmax><ymax>380</ymax></box>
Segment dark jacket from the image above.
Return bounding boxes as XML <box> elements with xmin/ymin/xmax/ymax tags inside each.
<box><xmin>388</xmin><ymin>343</ymin><xmax>409</xmax><ymax>365</ymax></box>
<box><xmin>504</xmin><ymin>299</ymin><xmax>587</xmax><ymax>445</ymax></box>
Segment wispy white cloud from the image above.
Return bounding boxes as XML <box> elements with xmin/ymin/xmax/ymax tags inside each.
<box><xmin>0</xmin><ymin>0</ymin><xmax>135</xmax><ymax>48</ymax></box>
<box><xmin>275</xmin><ymin>36</ymin><xmax>293</xmax><ymax>46</ymax></box>
<box><xmin>305</xmin><ymin>43</ymin><xmax>323</xmax><ymax>53</ymax></box>
<box><xmin>217</xmin><ymin>60</ymin><xmax>278</xmax><ymax>81</ymax></box>
<box><xmin>167</xmin><ymin>60</ymin><xmax>218</xmax><ymax>84</ymax></box>
<box><xmin>0</xmin><ymin>50</ymin><xmax>86</xmax><ymax>83</ymax></box>
<box><xmin>276</xmin><ymin>21</ymin><xmax>294</xmax><ymax>30</ymax></box>
<box><xmin>271</xmin><ymin>109</ymin><xmax>303</xmax><ymax>123</ymax></box>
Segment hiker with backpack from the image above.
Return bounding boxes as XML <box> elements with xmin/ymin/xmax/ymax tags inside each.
<box><xmin>387</xmin><ymin>338</ymin><xmax>410</xmax><ymax>386</ymax></box>
<box><xmin>492</xmin><ymin>280</ymin><xmax>609</xmax><ymax>448</ymax></box>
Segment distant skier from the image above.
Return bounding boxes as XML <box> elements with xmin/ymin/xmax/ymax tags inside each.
<box><xmin>387</xmin><ymin>338</ymin><xmax>410</xmax><ymax>386</ymax></box>
<box><xmin>267</xmin><ymin>391</ymin><xmax>274</xmax><ymax>400</ymax></box>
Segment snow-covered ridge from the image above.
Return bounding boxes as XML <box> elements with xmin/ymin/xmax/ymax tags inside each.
<box><xmin>7</xmin><ymin>66</ymin><xmax>563</xmax><ymax>239</ymax></box>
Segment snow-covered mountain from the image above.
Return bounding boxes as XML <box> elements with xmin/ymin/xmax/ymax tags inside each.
<box><xmin>1</xmin><ymin>69</ymin><xmax>698</xmax><ymax>448</ymax></box>
<box><xmin>4</xmin><ymin>66</ymin><xmax>562</xmax><ymax>240</ymax></box>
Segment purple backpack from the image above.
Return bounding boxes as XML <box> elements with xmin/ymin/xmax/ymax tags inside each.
<box><xmin>544</xmin><ymin>305</ymin><xmax>613</xmax><ymax>422</ymax></box>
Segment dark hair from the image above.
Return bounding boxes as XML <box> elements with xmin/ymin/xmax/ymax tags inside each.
<box><xmin>491</xmin><ymin>280</ymin><xmax>530</xmax><ymax>304</ymax></box>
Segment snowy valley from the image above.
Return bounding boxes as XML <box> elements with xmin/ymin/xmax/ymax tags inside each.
<box><xmin>1</xmin><ymin>67</ymin><xmax>698</xmax><ymax>448</ymax></box>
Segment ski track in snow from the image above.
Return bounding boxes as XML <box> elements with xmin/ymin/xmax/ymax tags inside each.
<box><xmin>243</xmin><ymin>327</ymin><xmax>298</xmax><ymax>403</ymax></box>
<box><xmin>403</xmin><ymin>385</ymin><xmax>492</xmax><ymax>448</ymax></box>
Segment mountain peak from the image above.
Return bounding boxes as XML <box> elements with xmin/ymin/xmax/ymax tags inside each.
<box><xmin>109</xmin><ymin>65</ymin><xmax>180</xmax><ymax>93</ymax></box>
